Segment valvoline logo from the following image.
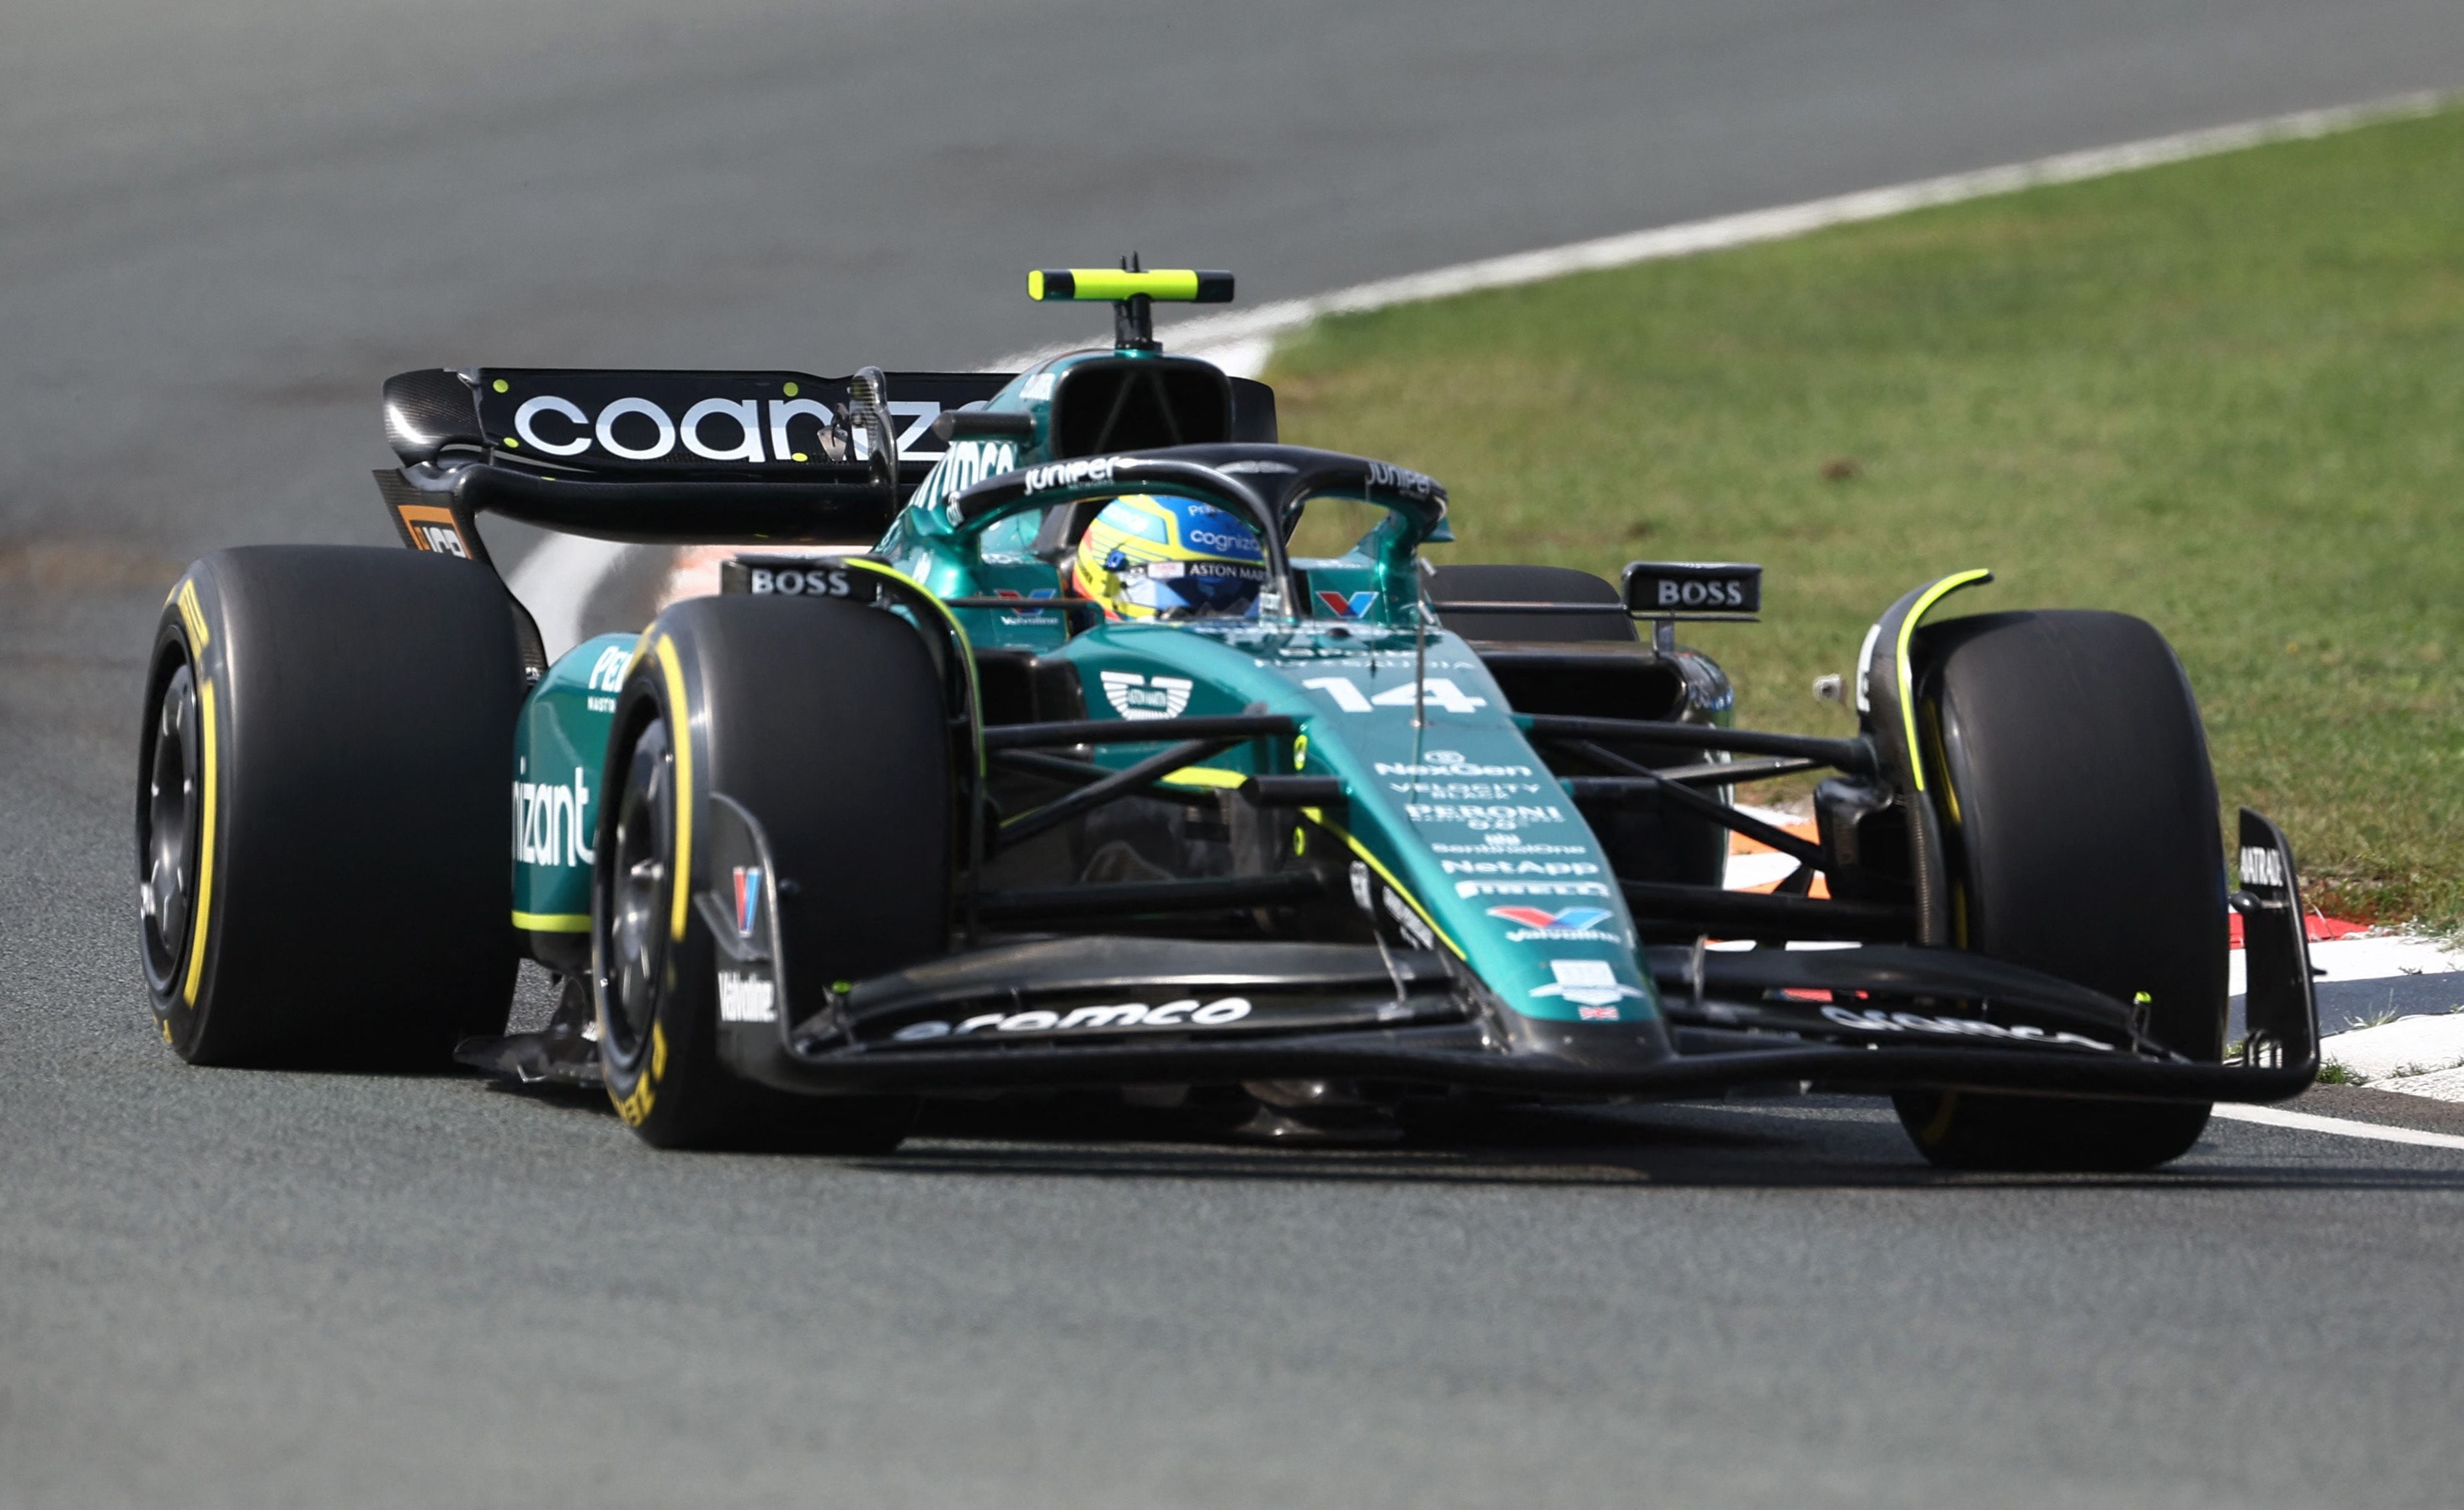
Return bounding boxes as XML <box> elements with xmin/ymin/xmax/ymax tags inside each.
<box><xmin>1316</xmin><ymin>589</ymin><xmax>1377</xmax><ymax>619</ymax></box>
<box><xmin>733</xmin><ymin>866</ymin><xmax>762</xmax><ymax>938</ymax></box>
<box><xmin>1487</xmin><ymin>905</ymin><xmax>1611</xmax><ymax>932</ymax></box>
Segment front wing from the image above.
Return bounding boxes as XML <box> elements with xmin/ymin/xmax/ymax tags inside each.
<box><xmin>707</xmin><ymin>803</ymin><xmax>2319</xmax><ymax>1106</ymax></box>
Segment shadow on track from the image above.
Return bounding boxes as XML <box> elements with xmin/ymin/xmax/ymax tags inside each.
<box><xmin>853</xmin><ymin>1096</ymin><xmax>2464</xmax><ymax>1193</ymax></box>
<box><xmin>456</xmin><ymin>1073</ymin><xmax>2464</xmax><ymax>1190</ymax></box>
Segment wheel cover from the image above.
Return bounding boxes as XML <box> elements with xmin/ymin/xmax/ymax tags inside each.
<box><xmin>139</xmin><ymin>662</ymin><xmax>200</xmax><ymax>994</ymax></box>
<box><xmin>598</xmin><ymin>719</ymin><xmax>672</xmax><ymax>1064</ymax></box>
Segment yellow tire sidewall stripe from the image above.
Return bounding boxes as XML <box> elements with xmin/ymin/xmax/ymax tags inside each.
<box><xmin>176</xmin><ymin>579</ymin><xmax>210</xmax><ymax>652</ymax></box>
<box><xmin>182</xmin><ymin>677</ymin><xmax>218</xmax><ymax>1007</ymax></box>
<box><xmin>655</xmin><ymin>634</ymin><xmax>693</xmax><ymax>941</ymax></box>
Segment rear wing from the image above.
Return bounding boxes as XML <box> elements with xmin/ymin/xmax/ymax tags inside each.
<box><xmin>376</xmin><ymin>367</ymin><xmax>1015</xmax><ymax>553</ymax></box>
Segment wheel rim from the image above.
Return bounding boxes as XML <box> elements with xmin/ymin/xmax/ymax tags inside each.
<box><xmin>139</xmin><ymin>661</ymin><xmax>200</xmax><ymax>994</ymax></box>
<box><xmin>598</xmin><ymin>719</ymin><xmax>672</xmax><ymax>1064</ymax></box>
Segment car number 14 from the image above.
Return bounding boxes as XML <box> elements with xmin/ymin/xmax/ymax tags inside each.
<box><xmin>1301</xmin><ymin>675</ymin><xmax>1488</xmax><ymax>715</ymax></box>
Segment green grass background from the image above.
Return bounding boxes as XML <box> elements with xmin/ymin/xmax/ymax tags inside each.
<box><xmin>1268</xmin><ymin>106</ymin><xmax>2464</xmax><ymax>925</ymax></box>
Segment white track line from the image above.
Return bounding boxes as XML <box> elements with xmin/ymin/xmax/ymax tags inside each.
<box><xmin>2210</xmin><ymin>1104</ymin><xmax>2464</xmax><ymax>1152</ymax></box>
<box><xmin>522</xmin><ymin>89</ymin><xmax>2451</xmax><ymax>659</ymax></box>
<box><xmin>1018</xmin><ymin>89</ymin><xmax>2451</xmax><ymax>374</ymax></box>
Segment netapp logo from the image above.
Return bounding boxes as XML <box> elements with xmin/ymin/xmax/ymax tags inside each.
<box><xmin>891</xmin><ymin>998</ymin><xmax>1253</xmax><ymax>1040</ymax></box>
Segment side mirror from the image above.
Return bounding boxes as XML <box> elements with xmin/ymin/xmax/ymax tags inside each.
<box><xmin>933</xmin><ymin>408</ymin><xmax>1037</xmax><ymax>442</ymax></box>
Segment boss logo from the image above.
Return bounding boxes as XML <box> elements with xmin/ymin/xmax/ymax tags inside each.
<box><xmin>723</xmin><ymin>557</ymin><xmax>857</xmax><ymax>598</ymax></box>
<box><xmin>1623</xmin><ymin>561</ymin><xmax>1762</xmax><ymax>617</ymax></box>
<box><xmin>747</xmin><ymin>567</ymin><xmax>851</xmax><ymax>597</ymax></box>
<box><xmin>1654</xmin><ymin>578</ymin><xmax>1747</xmax><ymax>608</ymax></box>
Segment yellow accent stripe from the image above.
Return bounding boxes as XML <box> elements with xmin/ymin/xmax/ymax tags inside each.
<box><xmin>1895</xmin><ymin>569</ymin><xmax>1992</xmax><ymax>793</ymax></box>
<box><xmin>1158</xmin><ymin>767</ymin><xmax>1248</xmax><ymax>790</ymax></box>
<box><xmin>512</xmin><ymin>911</ymin><xmax>591</xmax><ymax>933</ymax></box>
<box><xmin>1030</xmin><ymin>268</ymin><xmax>1202</xmax><ymax>302</ymax></box>
<box><xmin>177</xmin><ymin>580</ymin><xmax>210</xmax><ymax>651</ymax></box>
<box><xmin>182</xmin><ymin>679</ymin><xmax>218</xmax><ymax>1006</ymax></box>
<box><xmin>1311</xmin><ymin>811</ymin><xmax>1464</xmax><ymax>958</ymax></box>
<box><xmin>656</xmin><ymin>635</ymin><xmax>693</xmax><ymax>941</ymax></box>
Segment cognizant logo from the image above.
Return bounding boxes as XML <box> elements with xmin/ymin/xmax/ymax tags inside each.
<box><xmin>514</xmin><ymin>765</ymin><xmax>595</xmax><ymax>868</ymax></box>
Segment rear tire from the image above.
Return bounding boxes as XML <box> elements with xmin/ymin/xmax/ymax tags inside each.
<box><xmin>593</xmin><ymin>595</ymin><xmax>945</xmax><ymax>1152</ymax></box>
<box><xmin>138</xmin><ymin>548</ymin><xmax>524</xmax><ymax>1067</ymax></box>
<box><xmin>1891</xmin><ymin>611</ymin><xmax>2226</xmax><ymax>1171</ymax></box>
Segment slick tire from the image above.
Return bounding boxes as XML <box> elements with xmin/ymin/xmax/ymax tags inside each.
<box><xmin>1891</xmin><ymin>610</ymin><xmax>2227</xmax><ymax>1172</ymax></box>
<box><xmin>593</xmin><ymin>595</ymin><xmax>943</xmax><ymax>1152</ymax></box>
<box><xmin>139</xmin><ymin>548</ymin><xmax>525</xmax><ymax>1067</ymax></box>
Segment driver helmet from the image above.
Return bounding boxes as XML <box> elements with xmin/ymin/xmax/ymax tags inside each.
<box><xmin>1073</xmin><ymin>494</ymin><xmax>1268</xmax><ymax>621</ymax></box>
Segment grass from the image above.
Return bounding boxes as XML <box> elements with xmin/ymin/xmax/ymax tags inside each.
<box><xmin>1266</xmin><ymin>106</ymin><xmax>2464</xmax><ymax>925</ymax></box>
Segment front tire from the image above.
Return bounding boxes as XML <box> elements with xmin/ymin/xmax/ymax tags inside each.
<box><xmin>1892</xmin><ymin>611</ymin><xmax>2226</xmax><ymax>1171</ymax></box>
<box><xmin>593</xmin><ymin>595</ymin><xmax>947</xmax><ymax>1151</ymax></box>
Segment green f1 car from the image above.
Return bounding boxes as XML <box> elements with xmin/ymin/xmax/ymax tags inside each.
<box><xmin>137</xmin><ymin>267</ymin><xmax>2320</xmax><ymax>1168</ymax></box>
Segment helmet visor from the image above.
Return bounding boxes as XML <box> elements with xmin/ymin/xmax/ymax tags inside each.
<box><xmin>1117</xmin><ymin>558</ymin><xmax>1269</xmax><ymax>619</ymax></box>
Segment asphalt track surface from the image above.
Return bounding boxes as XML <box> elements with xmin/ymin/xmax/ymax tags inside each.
<box><xmin>8</xmin><ymin>3</ymin><xmax>2464</xmax><ymax>1505</ymax></box>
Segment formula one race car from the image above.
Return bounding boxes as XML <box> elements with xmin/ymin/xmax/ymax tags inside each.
<box><xmin>137</xmin><ymin>267</ymin><xmax>2321</xmax><ymax>1169</ymax></box>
